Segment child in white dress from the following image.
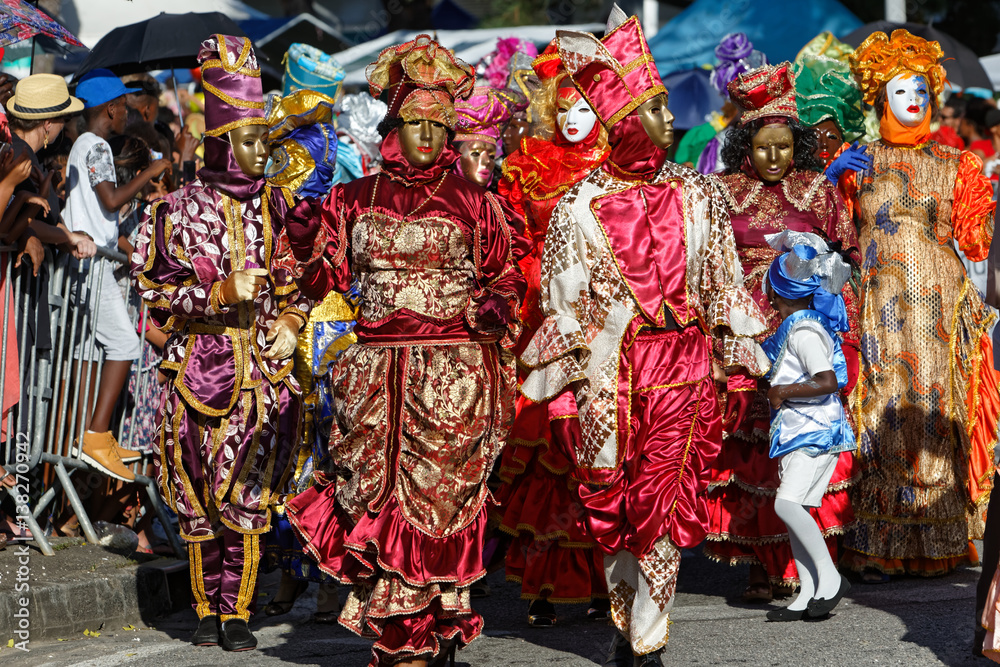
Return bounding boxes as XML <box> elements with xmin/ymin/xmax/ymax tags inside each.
<box><xmin>761</xmin><ymin>231</ymin><xmax>857</xmax><ymax>622</ymax></box>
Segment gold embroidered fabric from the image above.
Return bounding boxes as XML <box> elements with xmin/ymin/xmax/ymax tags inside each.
<box><xmin>351</xmin><ymin>213</ymin><xmax>475</xmax><ymax>324</ymax></box>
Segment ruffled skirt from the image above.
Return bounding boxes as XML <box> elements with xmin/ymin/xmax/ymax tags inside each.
<box><xmin>286</xmin><ymin>341</ymin><xmax>514</xmax><ymax>665</ymax></box>
<box><xmin>495</xmin><ymin>396</ymin><xmax>606</xmax><ymax>603</ymax></box>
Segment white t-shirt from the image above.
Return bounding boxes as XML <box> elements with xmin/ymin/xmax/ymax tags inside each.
<box><xmin>64</xmin><ymin>132</ymin><xmax>118</xmax><ymax>250</ymax></box>
<box><xmin>787</xmin><ymin>327</ymin><xmax>834</xmax><ymax>379</ymax></box>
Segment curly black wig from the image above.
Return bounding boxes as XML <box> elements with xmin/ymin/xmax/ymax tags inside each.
<box><xmin>721</xmin><ymin>118</ymin><xmax>824</xmax><ymax>175</ymax></box>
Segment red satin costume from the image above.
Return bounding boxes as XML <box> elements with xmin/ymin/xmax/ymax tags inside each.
<box><xmin>285</xmin><ymin>128</ymin><xmax>525</xmax><ymax>666</ymax></box>
<box><xmin>495</xmin><ymin>93</ymin><xmax>610</xmax><ymax>605</ymax></box>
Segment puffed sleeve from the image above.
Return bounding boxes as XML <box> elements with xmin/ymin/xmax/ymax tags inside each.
<box><xmin>694</xmin><ymin>180</ymin><xmax>770</xmax><ymax>376</ymax></box>
<box><xmin>131</xmin><ymin>198</ymin><xmax>230</xmax><ymax>331</ymax></box>
<box><xmin>465</xmin><ymin>191</ymin><xmax>527</xmax><ymax>348</ymax></box>
<box><xmin>953</xmin><ymin>150</ymin><xmax>996</xmax><ymax>262</ymax></box>
<box><xmin>288</xmin><ymin>185</ymin><xmax>353</xmax><ymax>300</ymax></box>
<box><xmin>519</xmin><ymin>193</ymin><xmax>594</xmax><ymax>401</ymax></box>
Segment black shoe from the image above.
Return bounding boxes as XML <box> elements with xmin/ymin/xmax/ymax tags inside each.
<box><xmin>528</xmin><ymin>598</ymin><xmax>557</xmax><ymax>627</ymax></box>
<box><xmin>220</xmin><ymin>619</ymin><xmax>257</xmax><ymax>651</ymax></box>
<box><xmin>765</xmin><ymin>607</ymin><xmax>806</xmax><ymax>622</ymax></box>
<box><xmin>605</xmin><ymin>631</ymin><xmax>633</xmax><ymax>666</ymax></box>
<box><xmin>975</xmin><ymin>626</ymin><xmax>987</xmax><ymax>657</ymax></box>
<box><xmin>429</xmin><ymin>637</ymin><xmax>457</xmax><ymax>667</ymax></box>
<box><xmin>635</xmin><ymin>649</ymin><xmax>664</xmax><ymax>667</ymax></box>
<box><xmin>806</xmin><ymin>575</ymin><xmax>851</xmax><ymax>618</ymax></box>
<box><xmin>190</xmin><ymin>615</ymin><xmax>219</xmax><ymax>646</ymax></box>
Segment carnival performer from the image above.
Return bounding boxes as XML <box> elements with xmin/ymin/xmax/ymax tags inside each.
<box><xmin>977</xmin><ymin>238</ymin><xmax>1000</xmax><ymax>657</ymax></box>
<box><xmin>259</xmin><ymin>89</ymin><xmax>347</xmax><ymax>623</ymax></box>
<box><xmin>500</xmin><ymin>50</ymin><xmax>542</xmax><ymax>166</ymax></box>
<box><xmin>282</xmin><ymin>35</ymin><xmax>525</xmax><ymax>667</ymax></box>
<box><xmin>332</xmin><ymin>93</ymin><xmax>387</xmax><ymax>184</ymax></box>
<box><xmin>792</xmin><ymin>33</ymin><xmax>865</xmax><ymax>168</ymax></box>
<box><xmin>519</xmin><ymin>7</ymin><xmax>768</xmax><ymax>665</ymax></box>
<box><xmin>494</xmin><ymin>43</ymin><xmax>611</xmax><ymax>627</ymax></box>
<box><xmin>131</xmin><ymin>35</ymin><xmax>310</xmax><ymax>651</ymax></box>
<box><xmin>758</xmin><ymin>231</ymin><xmax>856</xmax><ymax>622</ymax></box>
<box><xmin>703</xmin><ymin>62</ymin><xmax>860</xmax><ymax>604</ymax></box>
<box><xmin>453</xmin><ymin>85</ymin><xmax>519</xmax><ymax>189</ymax></box>
<box><xmin>840</xmin><ymin>29</ymin><xmax>999</xmax><ymax>581</ymax></box>
<box><xmin>692</xmin><ymin>32</ymin><xmax>766</xmax><ymax>175</ymax></box>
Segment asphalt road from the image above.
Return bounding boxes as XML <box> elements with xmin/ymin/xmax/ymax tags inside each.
<box><xmin>1</xmin><ymin>546</ymin><xmax>991</xmax><ymax>666</ymax></box>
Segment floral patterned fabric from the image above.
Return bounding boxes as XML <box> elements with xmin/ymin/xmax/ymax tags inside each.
<box><xmin>285</xmin><ymin>156</ymin><xmax>525</xmax><ymax>666</ymax></box>
<box><xmin>0</xmin><ymin>0</ymin><xmax>83</xmax><ymax>48</ymax></box>
<box><xmin>131</xmin><ymin>179</ymin><xmax>310</xmax><ymax>540</ymax></box>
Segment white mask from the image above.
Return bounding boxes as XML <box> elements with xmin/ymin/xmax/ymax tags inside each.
<box><xmin>557</xmin><ymin>96</ymin><xmax>597</xmax><ymax>143</ymax></box>
<box><xmin>886</xmin><ymin>72</ymin><xmax>930</xmax><ymax>127</ymax></box>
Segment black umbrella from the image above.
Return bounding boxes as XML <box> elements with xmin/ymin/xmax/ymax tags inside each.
<box><xmin>841</xmin><ymin>21</ymin><xmax>992</xmax><ymax>91</ymax></box>
<box><xmin>73</xmin><ymin>11</ymin><xmax>249</xmax><ymax>80</ymax></box>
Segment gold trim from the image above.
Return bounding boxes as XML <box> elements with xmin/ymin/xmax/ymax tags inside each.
<box><xmin>201</xmin><ymin>59</ymin><xmax>261</xmax><ymax>78</ymax></box>
<box><xmin>204</xmin><ymin>117</ymin><xmax>268</xmax><ymax>138</ymax></box>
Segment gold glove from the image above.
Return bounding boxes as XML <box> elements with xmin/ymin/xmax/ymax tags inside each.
<box><xmin>219</xmin><ymin>268</ymin><xmax>269</xmax><ymax>306</ymax></box>
<box><xmin>264</xmin><ymin>312</ymin><xmax>303</xmax><ymax>360</ymax></box>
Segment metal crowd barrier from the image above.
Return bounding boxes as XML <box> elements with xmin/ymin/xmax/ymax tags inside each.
<box><xmin>0</xmin><ymin>245</ymin><xmax>185</xmax><ymax>558</ymax></box>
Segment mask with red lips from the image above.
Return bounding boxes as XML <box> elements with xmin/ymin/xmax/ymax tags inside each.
<box><xmin>886</xmin><ymin>72</ymin><xmax>930</xmax><ymax>127</ymax></box>
<box><xmin>556</xmin><ymin>82</ymin><xmax>597</xmax><ymax>144</ymax></box>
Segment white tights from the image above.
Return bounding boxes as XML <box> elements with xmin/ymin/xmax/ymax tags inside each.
<box><xmin>773</xmin><ymin>498</ymin><xmax>840</xmax><ymax>610</ymax></box>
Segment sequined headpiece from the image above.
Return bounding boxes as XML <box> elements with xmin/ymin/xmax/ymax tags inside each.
<box><xmin>849</xmin><ymin>29</ymin><xmax>945</xmax><ymax>107</ymax></box>
<box><xmin>556</xmin><ymin>5</ymin><xmax>667</xmax><ymax>129</ymax></box>
<box><xmin>454</xmin><ymin>86</ymin><xmax>520</xmax><ymax>144</ymax></box>
<box><xmin>198</xmin><ymin>34</ymin><xmax>266</xmax><ymax>138</ymax></box>
<box><xmin>794</xmin><ymin>49</ymin><xmax>864</xmax><ymax>140</ymax></box>
<box><xmin>729</xmin><ymin>62</ymin><xmax>798</xmax><ymax>124</ymax></box>
<box><xmin>366</xmin><ymin>34</ymin><xmax>475</xmax><ymax>129</ymax></box>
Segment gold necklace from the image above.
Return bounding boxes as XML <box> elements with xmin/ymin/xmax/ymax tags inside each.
<box><xmin>369</xmin><ymin>172</ymin><xmax>448</xmax><ymax>222</ymax></box>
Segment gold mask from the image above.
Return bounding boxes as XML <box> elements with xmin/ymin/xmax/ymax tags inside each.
<box><xmin>637</xmin><ymin>93</ymin><xmax>674</xmax><ymax>150</ymax></box>
<box><xmin>457</xmin><ymin>140</ymin><xmax>496</xmax><ymax>187</ymax></box>
<box><xmin>398</xmin><ymin>119</ymin><xmax>448</xmax><ymax>167</ymax></box>
<box><xmin>751</xmin><ymin>123</ymin><xmax>794</xmax><ymax>183</ymax></box>
<box><xmin>502</xmin><ymin>112</ymin><xmax>530</xmax><ymax>157</ymax></box>
<box><xmin>228</xmin><ymin>125</ymin><xmax>269</xmax><ymax>177</ymax></box>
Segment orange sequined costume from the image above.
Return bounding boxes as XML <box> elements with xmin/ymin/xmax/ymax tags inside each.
<box><xmin>840</xmin><ymin>29</ymin><xmax>999</xmax><ymax>576</ymax></box>
<box><xmin>840</xmin><ymin>142</ymin><xmax>998</xmax><ymax>575</ymax></box>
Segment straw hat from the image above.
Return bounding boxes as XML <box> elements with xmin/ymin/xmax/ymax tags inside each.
<box><xmin>7</xmin><ymin>74</ymin><xmax>84</xmax><ymax>119</ymax></box>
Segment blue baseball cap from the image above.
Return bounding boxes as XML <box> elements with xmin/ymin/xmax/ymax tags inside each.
<box><xmin>75</xmin><ymin>69</ymin><xmax>136</xmax><ymax>109</ymax></box>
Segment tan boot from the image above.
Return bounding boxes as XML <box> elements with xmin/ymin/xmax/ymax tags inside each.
<box><xmin>78</xmin><ymin>431</ymin><xmax>135</xmax><ymax>482</ymax></box>
<box><xmin>113</xmin><ymin>442</ymin><xmax>143</xmax><ymax>464</ymax></box>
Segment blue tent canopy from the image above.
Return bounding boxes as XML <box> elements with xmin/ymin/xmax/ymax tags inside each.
<box><xmin>648</xmin><ymin>0</ymin><xmax>862</xmax><ymax>77</ymax></box>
